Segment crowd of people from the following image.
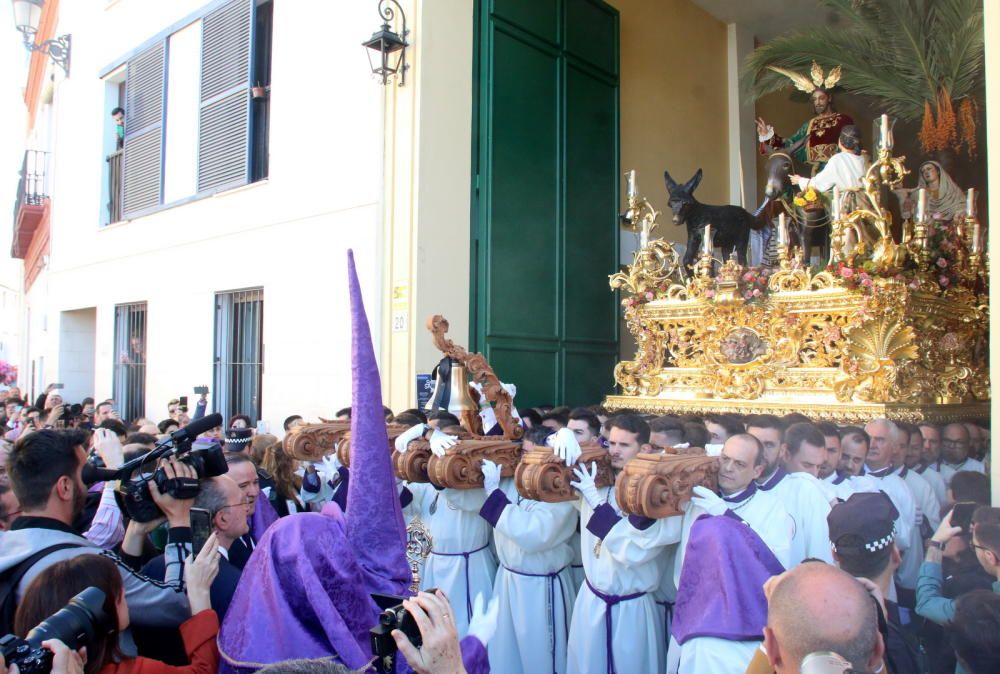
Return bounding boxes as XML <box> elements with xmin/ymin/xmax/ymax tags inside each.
<box><xmin>2</xmin><ymin>381</ymin><xmax>996</xmax><ymax>674</ymax></box>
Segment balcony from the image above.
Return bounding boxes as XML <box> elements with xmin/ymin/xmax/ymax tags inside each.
<box><xmin>11</xmin><ymin>150</ymin><xmax>49</xmax><ymax>260</ymax></box>
<box><xmin>106</xmin><ymin>149</ymin><xmax>122</xmax><ymax>224</ymax></box>
<box><xmin>11</xmin><ymin>150</ymin><xmax>50</xmax><ymax>290</ymax></box>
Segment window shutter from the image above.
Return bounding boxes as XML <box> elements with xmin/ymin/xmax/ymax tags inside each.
<box><xmin>122</xmin><ymin>43</ymin><xmax>165</xmax><ymax>217</ymax></box>
<box><xmin>198</xmin><ymin>0</ymin><xmax>254</xmax><ymax>193</ymax></box>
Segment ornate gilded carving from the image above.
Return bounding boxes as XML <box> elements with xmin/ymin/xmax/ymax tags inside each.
<box><xmin>615</xmin><ymin>453</ymin><xmax>720</xmax><ymax>519</ymax></box>
<box><xmin>606</xmin><ymin>152</ymin><xmax>987</xmax><ymax>422</ymax></box>
<box><xmin>425</xmin><ymin>440</ymin><xmax>522</xmax><ymax>489</ymax></box>
<box><xmin>514</xmin><ymin>445</ymin><xmax>613</xmax><ymax>503</ymax></box>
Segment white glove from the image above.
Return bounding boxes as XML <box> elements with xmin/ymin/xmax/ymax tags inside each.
<box><xmin>704</xmin><ymin>443</ymin><xmax>723</xmax><ymax>457</ymax></box>
<box><xmin>571</xmin><ymin>461</ymin><xmax>603</xmax><ymax>509</ymax></box>
<box><xmin>689</xmin><ymin>484</ymin><xmax>728</xmax><ymax>516</ymax></box>
<box><xmin>549</xmin><ymin>427</ymin><xmax>582</xmax><ymax>466</ymax></box>
<box><xmin>429</xmin><ymin>428</ymin><xmax>458</xmax><ymax>457</ymax></box>
<box><xmin>501</xmin><ymin>381</ymin><xmax>517</xmax><ymax>399</ymax></box>
<box><xmin>758</xmin><ymin>125</ymin><xmax>775</xmax><ymax>142</ymax></box>
<box><xmin>394</xmin><ymin>423</ymin><xmax>427</xmax><ymax>453</ymax></box>
<box><xmin>467</xmin><ymin>593</ymin><xmax>500</xmax><ymax>646</ymax></box>
<box><xmin>481</xmin><ymin>459</ymin><xmax>502</xmax><ymax>494</ymax></box>
<box><xmin>316</xmin><ymin>454</ymin><xmax>342</xmax><ymax>484</ymax></box>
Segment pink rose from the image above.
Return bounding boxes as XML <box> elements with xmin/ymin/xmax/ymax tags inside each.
<box><xmin>909</xmin><ymin>281</ymin><xmax>920</xmax><ymax>290</ymax></box>
<box><xmin>744</xmin><ymin>290</ymin><xmax>754</xmax><ymax>300</ymax></box>
<box><xmin>939</xmin><ymin>275</ymin><xmax>950</xmax><ymax>287</ymax></box>
<box><xmin>936</xmin><ymin>257</ymin><xmax>948</xmax><ymax>268</ymax></box>
<box><xmin>704</xmin><ymin>289</ymin><xmax>716</xmax><ymax>298</ymax></box>
<box><xmin>743</xmin><ymin>272</ymin><xmax>755</xmax><ymax>282</ymax></box>
<box><xmin>840</xmin><ymin>267</ymin><xmax>855</xmax><ymax>279</ymax></box>
<box><xmin>752</xmin><ymin>288</ymin><xmax>762</xmax><ymax>297</ymax></box>
<box><xmin>861</xmin><ymin>278</ymin><xmax>873</xmax><ymax>287</ymax></box>
<box><xmin>645</xmin><ymin>291</ymin><xmax>655</xmax><ymax>301</ymax></box>
<box><xmin>626</xmin><ymin>297</ymin><xmax>636</xmax><ymax>307</ymax></box>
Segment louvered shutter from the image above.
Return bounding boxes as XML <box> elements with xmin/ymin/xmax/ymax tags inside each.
<box><xmin>123</xmin><ymin>43</ymin><xmax>165</xmax><ymax>217</ymax></box>
<box><xmin>198</xmin><ymin>0</ymin><xmax>254</xmax><ymax>193</ymax></box>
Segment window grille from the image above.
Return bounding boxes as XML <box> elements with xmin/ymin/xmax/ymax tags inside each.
<box><xmin>113</xmin><ymin>302</ymin><xmax>147</xmax><ymax>422</ymax></box>
<box><xmin>213</xmin><ymin>287</ymin><xmax>263</xmax><ymax>424</ymax></box>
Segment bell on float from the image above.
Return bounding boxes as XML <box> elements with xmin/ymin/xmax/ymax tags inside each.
<box><xmin>426</xmin><ymin>357</ymin><xmax>477</xmax><ymax>415</ymax></box>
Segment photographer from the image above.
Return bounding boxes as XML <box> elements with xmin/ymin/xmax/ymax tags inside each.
<box><xmin>0</xmin><ymin>430</ymin><xmax>191</xmax><ymax>633</ymax></box>
<box><xmin>13</xmin><ymin>534</ymin><xmax>220</xmax><ymax>674</ymax></box>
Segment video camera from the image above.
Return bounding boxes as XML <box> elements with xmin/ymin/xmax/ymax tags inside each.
<box><xmin>0</xmin><ymin>587</ymin><xmax>114</xmax><ymax>674</ymax></box>
<box><xmin>83</xmin><ymin>413</ymin><xmax>228</xmax><ymax>523</ymax></box>
<box><xmin>369</xmin><ymin>591</ymin><xmax>433</xmax><ymax>674</ymax></box>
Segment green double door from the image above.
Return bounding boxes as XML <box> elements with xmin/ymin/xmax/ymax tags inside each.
<box><xmin>472</xmin><ymin>0</ymin><xmax>620</xmax><ymax>408</ymax></box>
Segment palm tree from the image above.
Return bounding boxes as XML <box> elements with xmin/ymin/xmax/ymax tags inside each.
<box><xmin>743</xmin><ymin>0</ymin><xmax>984</xmax><ymax>157</ymax></box>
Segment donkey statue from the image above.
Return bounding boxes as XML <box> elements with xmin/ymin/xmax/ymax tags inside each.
<box><xmin>665</xmin><ymin>168</ymin><xmax>763</xmax><ymax>268</ymax></box>
<box><xmin>762</xmin><ymin>151</ymin><xmax>831</xmax><ymax>263</ymax></box>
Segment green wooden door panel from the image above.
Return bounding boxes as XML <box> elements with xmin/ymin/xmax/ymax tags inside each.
<box><xmin>475</xmin><ymin>0</ymin><xmax>619</xmax><ymax>408</ymax></box>
<box><xmin>488</xmin><ymin>27</ymin><xmax>560</xmax><ymax>340</ymax></box>
<box><xmin>492</xmin><ymin>0</ymin><xmax>559</xmax><ymax>44</ymax></box>
<box><xmin>488</xmin><ymin>345</ymin><xmax>559</xmax><ymax>406</ymax></box>
<box><xmin>564</xmin><ymin>349</ymin><xmax>618</xmax><ymax>408</ymax></box>
<box><xmin>564</xmin><ymin>0</ymin><xmax>618</xmax><ymax>76</ymax></box>
<box><xmin>564</xmin><ymin>64</ymin><xmax>618</xmax><ymax>344</ymax></box>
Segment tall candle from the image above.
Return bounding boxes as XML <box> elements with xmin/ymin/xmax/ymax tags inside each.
<box><xmin>703</xmin><ymin>224</ymin><xmax>713</xmax><ymax>254</ymax></box>
<box><xmin>916</xmin><ymin>188</ymin><xmax>928</xmax><ymax>224</ymax></box>
<box><xmin>966</xmin><ymin>188</ymin><xmax>976</xmax><ymax>218</ymax></box>
<box><xmin>972</xmin><ymin>222</ymin><xmax>983</xmax><ymax>254</ymax></box>
<box><xmin>777</xmin><ymin>213</ymin><xmax>788</xmax><ymax>246</ymax></box>
<box><xmin>878</xmin><ymin>114</ymin><xmax>893</xmax><ymax>151</ymax></box>
<box><xmin>832</xmin><ymin>186</ymin><xmax>841</xmax><ymax>219</ymax></box>
<box><xmin>626</xmin><ymin>170</ymin><xmax>637</xmax><ymax>200</ymax></box>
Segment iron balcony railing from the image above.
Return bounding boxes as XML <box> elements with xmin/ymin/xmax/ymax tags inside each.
<box><xmin>106</xmin><ymin>149</ymin><xmax>123</xmax><ymax>224</ymax></box>
<box><xmin>14</xmin><ymin>149</ymin><xmax>49</xmax><ymax>215</ymax></box>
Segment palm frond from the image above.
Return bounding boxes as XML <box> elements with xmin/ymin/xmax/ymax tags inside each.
<box><xmin>742</xmin><ymin>0</ymin><xmax>984</xmax><ymax>120</ymax></box>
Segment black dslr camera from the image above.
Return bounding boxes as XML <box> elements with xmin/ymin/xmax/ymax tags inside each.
<box><xmin>1</xmin><ymin>587</ymin><xmax>114</xmax><ymax>674</ymax></box>
<box><xmin>369</xmin><ymin>591</ymin><xmax>433</xmax><ymax>674</ymax></box>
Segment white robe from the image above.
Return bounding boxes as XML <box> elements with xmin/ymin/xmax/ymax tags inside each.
<box><xmin>407</xmin><ymin>484</ymin><xmax>498</xmax><ymax>636</ymax></box>
<box><xmin>939</xmin><ymin>458</ymin><xmax>986</xmax><ymax>485</ymax></box>
<box><xmin>855</xmin><ymin>469</ymin><xmax>920</xmax><ymax>589</ymax></box>
<box><xmin>807</xmin><ymin>151</ymin><xmax>865</xmax><ymax>193</ymax></box>
<box><xmin>566</xmin><ymin>489</ymin><xmax>678</xmax><ymax>674</ymax></box>
<box><xmin>757</xmin><ymin>471</ymin><xmax>833</xmax><ymax>564</ymax></box>
<box><xmin>897</xmin><ymin>467</ymin><xmax>942</xmax><ymax>530</ymax></box>
<box><xmin>668</xmin><ymin>487</ymin><xmax>794</xmax><ymax>674</ymax></box>
<box><xmin>819</xmin><ymin>472</ymin><xmax>856</xmax><ymax>503</ymax></box>
<box><xmin>483</xmin><ymin>478</ymin><xmax>578</xmax><ymax>674</ymax></box>
<box><xmin>916</xmin><ymin>466</ymin><xmax>947</xmax><ymax>506</ymax></box>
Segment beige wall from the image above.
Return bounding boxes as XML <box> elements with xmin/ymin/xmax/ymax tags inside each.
<box><xmin>614</xmin><ymin>0</ymin><xmax>730</xmax><ymax>247</ymax></box>
<box><xmin>381</xmin><ymin>0</ymin><xmax>474</xmax><ymax>413</ymax></box>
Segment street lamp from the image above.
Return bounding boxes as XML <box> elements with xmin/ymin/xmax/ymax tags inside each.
<box><xmin>11</xmin><ymin>0</ymin><xmax>71</xmax><ymax>76</ymax></box>
<box><xmin>362</xmin><ymin>0</ymin><xmax>408</xmax><ymax>86</ymax></box>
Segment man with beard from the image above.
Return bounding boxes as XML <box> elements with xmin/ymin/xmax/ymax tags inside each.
<box><xmin>0</xmin><ymin>429</ymin><xmax>192</xmax><ymax>631</ymax></box>
<box><xmin>815</xmin><ymin>422</ymin><xmax>853</xmax><ymax>502</ymax></box>
<box><xmin>907</xmin><ymin>422</ymin><xmax>947</xmax><ymax>504</ymax></box>
<box><xmin>757</xmin><ymin>86</ymin><xmax>854</xmax><ymax>176</ymax></box>
<box><xmin>747</xmin><ymin>417</ymin><xmax>833</xmax><ymax>564</ymax></box>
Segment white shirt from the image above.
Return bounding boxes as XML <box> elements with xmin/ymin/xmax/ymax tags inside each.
<box><xmin>806</xmin><ymin>151</ymin><xmax>865</xmax><ymax>193</ymax></box>
<box><xmin>939</xmin><ymin>457</ymin><xmax>986</xmax><ymax>485</ymax></box>
<box><xmin>757</xmin><ymin>470</ymin><xmax>833</xmax><ymax>564</ymax></box>
<box><xmin>916</xmin><ymin>466</ymin><xmax>948</xmax><ymax>505</ymax></box>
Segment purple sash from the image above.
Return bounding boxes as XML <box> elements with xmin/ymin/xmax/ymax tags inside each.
<box><xmin>584</xmin><ymin>577</ymin><xmax>646</xmax><ymax>674</ymax></box>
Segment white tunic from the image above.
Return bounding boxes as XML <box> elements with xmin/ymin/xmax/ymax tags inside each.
<box><xmin>566</xmin><ymin>488</ymin><xmax>678</xmax><ymax>674</ymax></box>
<box><xmin>757</xmin><ymin>470</ymin><xmax>833</xmax><ymax>564</ymax></box>
<box><xmin>407</xmin><ymin>484</ymin><xmax>498</xmax><ymax>636</ymax></box>
<box><xmin>938</xmin><ymin>458</ymin><xmax>986</xmax><ymax>485</ymax></box>
<box><xmin>855</xmin><ymin>468</ymin><xmax>920</xmax><ymax>589</ymax></box>
<box><xmin>668</xmin><ymin>487</ymin><xmax>793</xmax><ymax>674</ymax></box>
<box><xmin>482</xmin><ymin>478</ymin><xmax>578</xmax><ymax>674</ymax></box>
<box><xmin>808</xmin><ymin>151</ymin><xmax>865</xmax><ymax>193</ymax></box>
<box><xmin>819</xmin><ymin>472</ymin><xmax>856</xmax><ymax>503</ymax></box>
<box><xmin>916</xmin><ymin>466</ymin><xmax>948</xmax><ymax>505</ymax></box>
<box><xmin>897</xmin><ymin>466</ymin><xmax>942</xmax><ymax>530</ymax></box>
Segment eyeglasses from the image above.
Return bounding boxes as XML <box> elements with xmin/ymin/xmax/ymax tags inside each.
<box><xmin>971</xmin><ymin>542</ymin><xmax>996</xmax><ymax>556</ymax></box>
<box><xmin>941</xmin><ymin>439</ymin><xmax>967</xmax><ymax>448</ymax></box>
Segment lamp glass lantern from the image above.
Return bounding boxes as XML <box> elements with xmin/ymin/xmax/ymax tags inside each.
<box><xmin>11</xmin><ymin>0</ymin><xmax>43</xmax><ymax>42</ymax></box>
<box><xmin>363</xmin><ymin>23</ymin><xmax>407</xmax><ymax>85</ymax></box>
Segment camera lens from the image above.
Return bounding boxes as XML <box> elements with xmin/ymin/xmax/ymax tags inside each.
<box><xmin>26</xmin><ymin>587</ymin><xmax>113</xmax><ymax>651</ymax></box>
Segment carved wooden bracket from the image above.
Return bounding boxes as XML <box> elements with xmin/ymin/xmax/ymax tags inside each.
<box><xmin>282</xmin><ymin>421</ymin><xmax>353</xmax><ymax>462</ymax></box>
<box><xmin>425</xmin><ymin>439</ymin><xmax>522</xmax><ymax>489</ymax></box>
<box><xmin>615</xmin><ymin>453</ymin><xmax>720</xmax><ymax>518</ymax></box>
<box><xmin>515</xmin><ymin>444</ymin><xmax>614</xmax><ymax>502</ymax></box>
<box><xmin>427</xmin><ymin>315</ymin><xmax>523</xmax><ymax>440</ymax></box>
